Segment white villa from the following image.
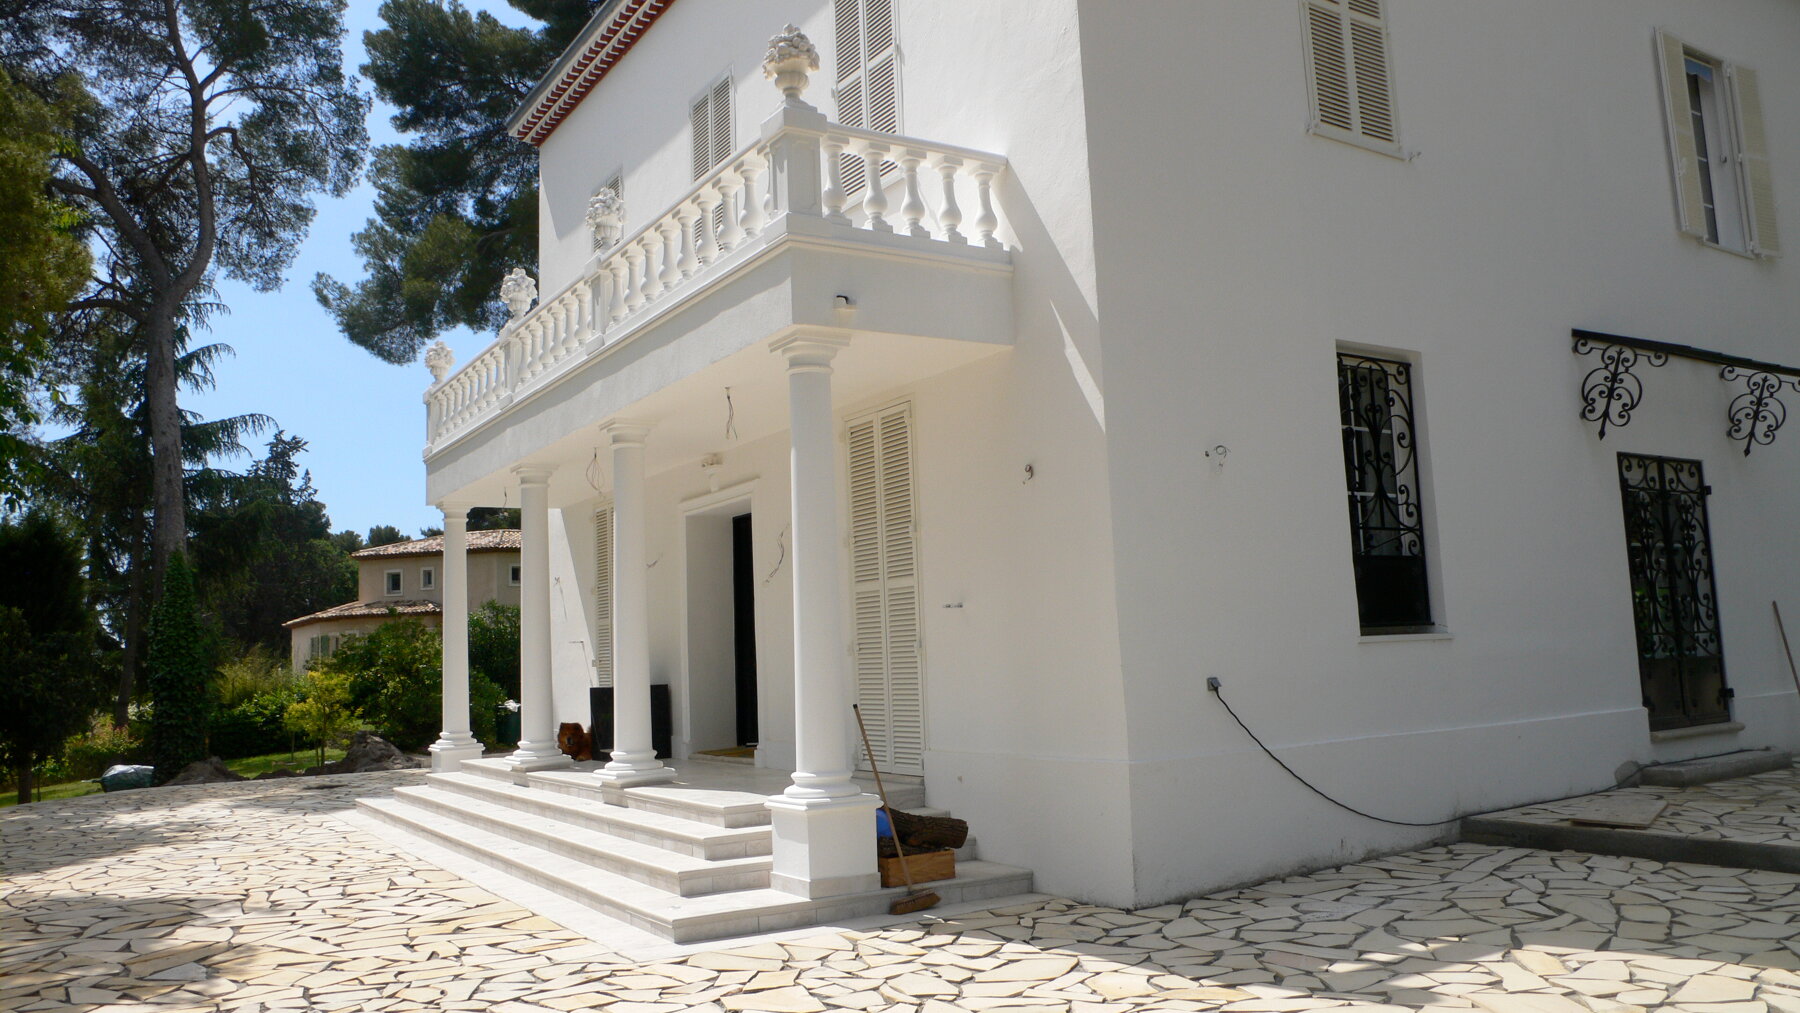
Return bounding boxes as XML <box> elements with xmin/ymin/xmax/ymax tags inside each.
<box><xmin>362</xmin><ymin>0</ymin><xmax>1800</xmax><ymax>941</ymax></box>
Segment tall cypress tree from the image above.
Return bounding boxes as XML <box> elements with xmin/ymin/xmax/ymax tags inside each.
<box><xmin>147</xmin><ymin>553</ymin><xmax>210</xmax><ymax>783</ymax></box>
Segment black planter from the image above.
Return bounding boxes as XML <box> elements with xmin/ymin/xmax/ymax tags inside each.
<box><xmin>588</xmin><ymin>684</ymin><xmax>672</xmax><ymax>759</ymax></box>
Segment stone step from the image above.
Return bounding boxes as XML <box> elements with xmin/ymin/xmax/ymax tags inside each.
<box><xmin>389</xmin><ymin>785</ymin><xmax>770</xmax><ymax>896</ymax></box>
<box><xmin>357</xmin><ymin>796</ymin><xmax>1035</xmax><ymax>943</ymax></box>
<box><xmin>426</xmin><ymin>771</ymin><xmax>770</xmax><ymax>860</ymax></box>
<box><xmin>1638</xmin><ymin>750</ymin><xmax>1793</xmax><ymax>787</ymax></box>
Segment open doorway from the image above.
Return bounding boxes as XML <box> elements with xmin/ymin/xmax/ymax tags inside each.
<box><xmin>682</xmin><ymin>495</ymin><xmax>758</xmax><ymax>759</ymax></box>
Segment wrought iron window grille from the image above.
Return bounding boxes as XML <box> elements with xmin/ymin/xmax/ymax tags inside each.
<box><xmin>1572</xmin><ymin>329</ymin><xmax>1800</xmax><ymax>456</ymax></box>
<box><xmin>1337</xmin><ymin>352</ymin><xmax>1432</xmax><ymax>632</ymax></box>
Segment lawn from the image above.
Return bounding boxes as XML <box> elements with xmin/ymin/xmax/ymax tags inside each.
<box><xmin>1</xmin><ymin>746</ymin><xmax>348</xmax><ymax>809</ymax></box>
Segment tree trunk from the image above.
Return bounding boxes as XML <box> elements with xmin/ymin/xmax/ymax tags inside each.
<box><xmin>15</xmin><ymin>763</ymin><xmax>33</xmax><ymax>806</ymax></box>
<box><xmin>143</xmin><ymin>311</ymin><xmax>187</xmax><ymax>585</ymax></box>
<box><xmin>114</xmin><ymin>520</ymin><xmax>149</xmax><ymax>727</ymax></box>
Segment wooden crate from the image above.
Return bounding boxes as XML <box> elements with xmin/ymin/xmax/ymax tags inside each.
<box><xmin>879</xmin><ymin>849</ymin><xmax>955</xmax><ymax>888</ymax></box>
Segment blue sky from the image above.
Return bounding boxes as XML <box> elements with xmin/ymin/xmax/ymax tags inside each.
<box><xmin>188</xmin><ymin>1</ymin><xmax>534</xmax><ymax>540</ymax></box>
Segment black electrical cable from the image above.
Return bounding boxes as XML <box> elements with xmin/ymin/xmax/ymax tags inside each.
<box><xmin>1210</xmin><ymin>682</ymin><xmax>1454</xmax><ymax>827</ymax></box>
<box><xmin>1211</xmin><ymin>680</ymin><xmax>1773</xmax><ymax>828</ymax></box>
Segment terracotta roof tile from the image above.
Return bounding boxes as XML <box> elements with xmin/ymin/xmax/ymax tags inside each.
<box><xmin>350</xmin><ymin>529</ymin><xmax>520</xmax><ymax>560</ymax></box>
<box><xmin>282</xmin><ymin>599</ymin><xmax>442</xmax><ymax>629</ymax></box>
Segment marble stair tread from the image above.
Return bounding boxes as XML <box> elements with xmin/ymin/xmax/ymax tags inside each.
<box><xmin>358</xmin><ymin>795</ymin><xmax>1033</xmax><ymax>943</ymax></box>
<box><xmin>426</xmin><ymin>771</ymin><xmax>769</xmax><ymax>858</ymax></box>
<box><xmin>389</xmin><ymin>785</ymin><xmax>770</xmax><ymax>895</ymax></box>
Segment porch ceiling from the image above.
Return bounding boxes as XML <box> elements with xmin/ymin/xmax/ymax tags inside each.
<box><xmin>435</xmin><ymin>328</ymin><xmax>1007</xmax><ymax>511</ymax></box>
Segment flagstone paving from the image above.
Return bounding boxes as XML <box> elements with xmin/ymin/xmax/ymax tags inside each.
<box><xmin>7</xmin><ymin>772</ymin><xmax>1800</xmax><ymax>1012</ymax></box>
<box><xmin>1475</xmin><ymin>763</ymin><xmax>1800</xmax><ymax>848</ymax></box>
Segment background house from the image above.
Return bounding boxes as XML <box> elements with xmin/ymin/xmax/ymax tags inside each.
<box><xmin>283</xmin><ymin>530</ymin><xmax>521</xmax><ymax>673</ymax></box>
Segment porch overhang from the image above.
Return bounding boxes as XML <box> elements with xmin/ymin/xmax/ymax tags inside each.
<box><xmin>424</xmin><ymin>214</ymin><xmax>1013</xmax><ymax>509</ymax></box>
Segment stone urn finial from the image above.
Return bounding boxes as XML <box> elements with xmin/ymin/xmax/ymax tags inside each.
<box><xmin>762</xmin><ymin>24</ymin><xmax>819</xmax><ymax>106</ymax></box>
<box><xmin>424</xmin><ymin>340</ymin><xmax>455</xmax><ymax>384</ymax></box>
<box><xmin>500</xmin><ymin>267</ymin><xmax>537</xmax><ymax>319</ymax></box>
<box><xmin>586</xmin><ymin>186</ymin><xmax>626</xmax><ymax>250</ymax></box>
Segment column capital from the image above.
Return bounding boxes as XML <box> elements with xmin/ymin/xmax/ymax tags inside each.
<box><xmin>599</xmin><ymin>418</ymin><xmax>654</xmax><ymax>447</ymax></box>
<box><xmin>771</xmin><ymin>329</ymin><xmax>851</xmax><ymax>371</ymax></box>
<box><xmin>436</xmin><ymin>502</ymin><xmax>473</xmax><ymax>524</ymax></box>
<box><xmin>512</xmin><ymin>464</ymin><xmax>553</xmax><ymax>486</ymax></box>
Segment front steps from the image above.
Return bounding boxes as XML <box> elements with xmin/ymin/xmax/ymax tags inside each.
<box><xmin>357</xmin><ymin>758</ymin><xmax>1030</xmax><ymax>943</ymax></box>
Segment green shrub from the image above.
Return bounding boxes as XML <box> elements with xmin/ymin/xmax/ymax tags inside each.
<box><xmin>56</xmin><ymin>716</ymin><xmax>145</xmax><ymax>781</ymax></box>
<box><xmin>320</xmin><ymin>619</ymin><xmax>441</xmax><ymax>750</ymax></box>
<box><xmin>470</xmin><ymin>672</ymin><xmax>505</xmax><ymax>749</ymax></box>
<box><xmin>211</xmin><ymin>685</ymin><xmax>307</xmax><ymax>760</ymax></box>
<box><xmin>469</xmin><ymin>602</ymin><xmax>520</xmax><ymax>699</ymax></box>
<box><xmin>216</xmin><ymin>645</ymin><xmax>295</xmax><ymax>710</ymax></box>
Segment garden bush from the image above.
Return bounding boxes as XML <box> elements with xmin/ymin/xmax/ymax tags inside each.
<box><xmin>317</xmin><ymin>618</ymin><xmax>511</xmax><ymax>752</ymax></box>
<box><xmin>469</xmin><ymin>602</ymin><xmax>520</xmax><ymax>699</ymax></box>
<box><xmin>54</xmin><ymin>716</ymin><xmax>146</xmax><ymax>781</ymax></box>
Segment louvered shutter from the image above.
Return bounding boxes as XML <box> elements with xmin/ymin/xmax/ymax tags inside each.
<box><xmin>1656</xmin><ymin>29</ymin><xmax>1709</xmax><ymax>239</ymax></box>
<box><xmin>1729</xmin><ymin>63</ymin><xmax>1781</xmax><ymax>258</ymax></box>
<box><xmin>847</xmin><ymin>403</ymin><xmax>923</xmax><ymax>775</ymax></box>
<box><xmin>834</xmin><ymin>0</ymin><xmax>899</xmax><ymax>195</ymax></box>
<box><xmin>593</xmin><ymin>506</ymin><xmax>614</xmax><ymax>687</ymax></box>
<box><xmin>1302</xmin><ymin>0</ymin><xmax>1398</xmax><ymax>150</ymax></box>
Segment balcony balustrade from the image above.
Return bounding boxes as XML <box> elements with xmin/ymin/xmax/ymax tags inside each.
<box><xmin>423</xmin><ymin>81</ymin><xmax>1008</xmax><ymax>453</ymax></box>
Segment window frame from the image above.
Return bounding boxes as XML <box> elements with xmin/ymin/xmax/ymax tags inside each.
<box><xmin>420</xmin><ymin>566</ymin><xmax>436</xmax><ymax>591</ymax></box>
<box><xmin>1656</xmin><ymin>28</ymin><xmax>1780</xmax><ymax>259</ymax></box>
<box><xmin>383</xmin><ymin>569</ymin><xmax>403</xmax><ymax>596</ymax></box>
<box><xmin>1299</xmin><ymin>0</ymin><xmax>1407</xmax><ymax>160</ymax></box>
<box><xmin>509</xmin><ymin>564</ymin><xmax>522</xmax><ymax>587</ymax></box>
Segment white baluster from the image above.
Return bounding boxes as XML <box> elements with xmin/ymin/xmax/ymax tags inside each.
<box><xmin>639</xmin><ymin>233</ymin><xmax>662</xmax><ymax>300</ymax></box>
<box><xmin>738</xmin><ymin>157</ymin><xmax>767</xmax><ymax>236</ymax></box>
<box><xmin>936</xmin><ymin>156</ymin><xmax>966</xmax><ymax>245</ymax></box>
<box><xmin>822</xmin><ymin>136</ymin><xmax>850</xmax><ymax>225</ymax></box>
<box><xmin>716</xmin><ymin>174</ymin><xmax>745</xmax><ymax>251</ymax></box>
<box><xmin>860</xmin><ymin>142</ymin><xmax>891</xmax><ymax>232</ymax></box>
<box><xmin>675</xmin><ymin>204</ymin><xmax>700</xmax><ymax>278</ymax></box>
<box><xmin>657</xmin><ymin>220</ymin><xmax>682</xmax><ymax>289</ymax></box>
<box><xmin>609</xmin><ymin>257</ymin><xmax>630</xmax><ymax>322</ymax></box>
<box><xmin>695</xmin><ymin>188</ymin><xmax>721</xmax><ymax>265</ymax></box>
<box><xmin>973</xmin><ymin>163</ymin><xmax>1001</xmax><ymax>249</ymax></box>
<box><xmin>898</xmin><ymin>151</ymin><xmax>927</xmax><ymax>238</ymax></box>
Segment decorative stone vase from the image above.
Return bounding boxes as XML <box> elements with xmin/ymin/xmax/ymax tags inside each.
<box><xmin>500</xmin><ymin>267</ymin><xmax>537</xmax><ymax>319</ymax></box>
<box><xmin>762</xmin><ymin>24</ymin><xmax>820</xmax><ymax>106</ymax></box>
<box><xmin>423</xmin><ymin>340</ymin><xmax>455</xmax><ymax>384</ymax></box>
<box><xmin>586</xmin><ymin>186</ymin><xmax>625</xmax><ymax>250</ymax></box>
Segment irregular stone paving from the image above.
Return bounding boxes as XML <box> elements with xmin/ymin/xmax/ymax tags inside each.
<box><xmin>1481</xmin><ymin>763</ymin><xmax>1800</xmax><ymax>847</ymax></box>
<box><xmin>7</xmin><ymin>774</ymin><xmax>1800</xmax><ymax>1013</ymax></box>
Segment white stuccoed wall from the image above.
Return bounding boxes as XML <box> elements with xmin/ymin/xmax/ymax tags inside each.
<box><xmin>1080</xmin><ymin>0</ymin><xmax>1800</xmax><ymax>904</ymax></box>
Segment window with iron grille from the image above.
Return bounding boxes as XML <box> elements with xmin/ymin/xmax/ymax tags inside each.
<box><xmin>1617</xmin><ymin>453</ymin><xmax>1731</xmax><ymax>730</ymax></box>
<box><xmin>1337</xmin><ymin>352</ymin><xmax>1431</xmax><ymax>631</ymax></box>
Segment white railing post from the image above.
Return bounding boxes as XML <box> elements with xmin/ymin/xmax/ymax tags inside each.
<box><xmin>695</xmin><ymin>188</ymin><xmax>721</xmax><ymax>265</ymax></box>
<box><xmin>898</xmin><ymin>150</ymin><xmax>928</xmax><ymax>237</ymax></box>
<box><xmin>859</xmin><ymin>142</ymin><xmax>892</xmax><ymax>232</ymax></box>
<box><xmin>973</xmin><ymin>163</ymin><xmax>1002</xmax><ymax>249</ymax></box>
<box><xmin>738</xmin><ymin>156</ymin><xmax>768</xmax><ymax>237</ymax></box>
<box><xmin>716</xmin><ymin>174</ymin><xmax>745</xmax><ymax>251</ymax></box>
<box><xmin>674</xmin><ymin>205</ymin><xmax>699</xmax><ymax>278</ymax></box>
<box><xmin>822</xmin><ymin>135</ymin><xmax>850</xmax><ymax>224</ymax></box>
<box><xmin>935</xmin><ymin>155</ymin><xmax>966</xmax><ymax>245</ymax></box>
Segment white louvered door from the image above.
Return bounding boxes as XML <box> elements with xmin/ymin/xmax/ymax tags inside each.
<box><xmin>847</xmin><ymin>403</ymin><xmax>923</xmax><ymax>775</ymax></box>
<box><xmin>593</xmin><ymin>506</ymin><xmax>614</xmax><ymax>687</ymax></box>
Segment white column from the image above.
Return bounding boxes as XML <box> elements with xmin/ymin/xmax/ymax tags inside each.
<box><xmin>429</xmin><ymin>505</ymin><xmax>484</xmax><ymax>772</ymax></box>
<box><xmin>765</xmin><ymin>330</ymin><xmax>880</xmax><ymax>899</ymax></box>
<box><xmin>596</xmin><ymin>421</ymin><xmax>677</xmax><ymax>789</ymax></box>
<box><xmin>509</xmin><ymin>466</ymin><xmax>570</xmax><ymax>771</ymax></box>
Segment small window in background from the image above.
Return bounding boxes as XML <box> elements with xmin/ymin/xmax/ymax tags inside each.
<box><xmin>509</xmin><ymin>564</ymin><xmax>522</xmax><ymax>586</ymax></box>
<box><xmin>420</xmin><ymin>567</ymin><xmax>436</xmax><ymax>590</ymax></box>
<box><xmin>385</xmin><ymin>570</ymin><xmax>402</xmax><ymax>595</ymax></box>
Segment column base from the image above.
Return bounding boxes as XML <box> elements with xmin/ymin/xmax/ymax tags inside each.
<box><xmin>765</xmin><ymin>791</ymin><xmax>882</xmax><ymax>899</ymax></box>
<box><xmin>594</xmin><ymin>763</ymin><xmax>678</xmax><ymax>788</ymax></box>
<box><xmin>428</xmin><ymin>736</ymin><xmax>484</xmax><ymax>773</ymax></box>
<box><xmin>508</xmin><ymin>740</ymin><xmax>572</xmax><ymax>772</ymax></box>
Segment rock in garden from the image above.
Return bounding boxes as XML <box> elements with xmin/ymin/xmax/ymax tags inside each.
<box><xmin>165</xmin><ymin>757</ymin><xmax>246</xmax><ymax>785</ymax></box>
<box><xmin>99</xmin><ymin>764</ymin><xmax>155</xmax><ymax>792</ymax></box>
<box><xmin>305</xmin><ymin>732</ymin><xmax>417</xmax><ymax>775</ymax></box>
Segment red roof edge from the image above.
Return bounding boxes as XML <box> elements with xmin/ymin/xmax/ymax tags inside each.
<box><xmin>513</xmin><ymin>0</ymin><xmax>676</xmax><ymax>148</ymax></box>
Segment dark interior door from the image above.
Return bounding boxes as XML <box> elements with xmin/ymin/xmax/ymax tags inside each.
<box><xmin>1617</xmin><ymin>454</ymin><xmax>1730</xmax><ymax>730</ymax></box>
<box><xmin>732</xmin><ymin>513</ymin><xmax>758</xmax><ymax>745</ymax></box>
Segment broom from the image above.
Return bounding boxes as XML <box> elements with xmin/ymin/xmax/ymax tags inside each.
<box><xmin>854</xmin><ymin>704</ymin><xmax>939</xmax><ymax>915</ymax></box>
